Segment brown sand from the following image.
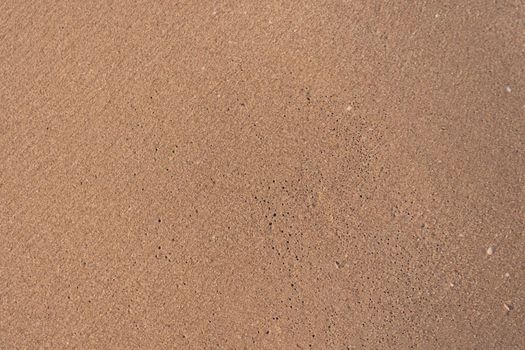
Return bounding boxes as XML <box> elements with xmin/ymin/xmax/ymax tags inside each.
<box><xmin>0</xmin><ymin>1</ymin><xmax>524</xmax><ymax>349</ymax></box>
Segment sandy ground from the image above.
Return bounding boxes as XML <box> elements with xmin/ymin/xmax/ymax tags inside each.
<box><xmin>0</xmin><ymin>1</ymin><xmax>523</xmax><ymax>349</ymax></box>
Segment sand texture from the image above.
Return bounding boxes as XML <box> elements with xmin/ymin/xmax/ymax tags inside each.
<box><xmin>0</xmin><ymin>1</ymin><xmax>524</xmax><ymax>349</ymax></box>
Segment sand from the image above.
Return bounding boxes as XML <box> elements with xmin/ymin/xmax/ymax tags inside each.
<box><xmin>0</xmin><ymin>1</ymin><xmax>523</xmax><ymax>349</ymax></box>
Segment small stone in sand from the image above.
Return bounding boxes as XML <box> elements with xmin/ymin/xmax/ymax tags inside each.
<box><xmin>486</xmin><ymin>246</ymin><xmax>494</xmax><ymax>255</ymax></box>
<box><xmin>503</xmin><ymin>303</ymin><xmax>513</xmax><ymax>312</ymax></box>
<box><xmin>505</xmin><ymin>85</ymin><xmax>512</xmax><ymax>93</ymax></box>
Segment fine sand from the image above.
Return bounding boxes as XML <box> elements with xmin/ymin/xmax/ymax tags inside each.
<box><xmin>0</xmin><ymin>1</ymin><xmax>523</xmax><ymax>349</ymax></box>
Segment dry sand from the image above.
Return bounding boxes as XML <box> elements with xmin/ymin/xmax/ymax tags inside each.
<box><xmin>0</xmin><ymin>1</ymin><xmax>524</xmax><ymax>349</ymax></box>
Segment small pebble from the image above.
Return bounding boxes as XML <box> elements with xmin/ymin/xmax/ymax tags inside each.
<box><xmin>504</xmin><ymin>303</ymin><xmax>513</xmax><ymax>312</ymax></box>
<box><xmin>486</xmin><ymin>246</ymin><xmax>494</xmax><ymax>255</ymax></box>
<box><xmin>505</xmin><ymin>272</ymin><xmax>510</xmax><ymax>278</ymax></box>
<box><xmin>505</xmin><ymin>85</ymin><xmax>512</xmax><ymax>93</ymax></box>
